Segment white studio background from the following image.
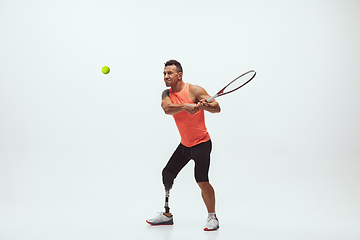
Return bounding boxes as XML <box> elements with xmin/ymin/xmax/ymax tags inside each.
<box><xmin>0</xmin><ymin>0</ymin><xmax>359</xmax><ymax>239</ymax></box>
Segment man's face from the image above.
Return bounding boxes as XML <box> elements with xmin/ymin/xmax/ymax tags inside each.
<box><xmin>163</xmin><ymin>65</ymin><xmax>182</xmax><ymax>87</ymax></box>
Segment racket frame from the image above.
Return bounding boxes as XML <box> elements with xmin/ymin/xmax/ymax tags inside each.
<box><xmin>206</xmin><ymin>70</ymin><xmax>256</xmax><ymax>102</ymax></box>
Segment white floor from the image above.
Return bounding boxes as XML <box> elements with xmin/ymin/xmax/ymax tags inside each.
<box><xmin>1</xmin><ymin>154</ymin><xmax>360</xmax><ymax>240</ymax></box>
<box><xmin>1</xmin><ymin>202</ymin><xmax>359</xmax><ymax>240</ymax></box>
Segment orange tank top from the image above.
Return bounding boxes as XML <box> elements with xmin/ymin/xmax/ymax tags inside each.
<box><xmin>169</xmin><ymin>83</ymin><xmax>210</xmax><ymax>147</ymax></box>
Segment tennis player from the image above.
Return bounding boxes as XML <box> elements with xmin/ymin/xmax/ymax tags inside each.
<box><xmin>146</xmin><ymin>60</ymin><xmax>221</xmax><ymax>231</ymax></box>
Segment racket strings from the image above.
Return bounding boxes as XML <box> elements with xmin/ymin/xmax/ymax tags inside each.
<box><xmin>223</xmin><ymin>72</ymin><xmax>255</xmax><ymax>94</ymax></box>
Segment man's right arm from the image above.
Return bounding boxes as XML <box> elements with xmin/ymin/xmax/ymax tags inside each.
<box><xmin>161</xmin><ymin>89</ymin><xmax>199</xmax><ymax>115</ymax></box>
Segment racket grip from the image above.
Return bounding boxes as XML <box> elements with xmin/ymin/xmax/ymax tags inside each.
<box><xmin>206</xmin><ymin>95</ymin><xmax>216</xmax><ymax>102</ymax></box>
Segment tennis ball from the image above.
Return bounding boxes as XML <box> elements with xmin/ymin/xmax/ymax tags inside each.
<box><xmin>102</xmin><ymin>66</ymin><xmax>110</xmax><ymax>74</ymax></box>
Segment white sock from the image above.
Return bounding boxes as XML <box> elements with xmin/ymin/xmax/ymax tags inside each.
<box><xmin>208</xmin><ymin>212</ymin><xmax>216</xmax><ymax>218</ymax></box>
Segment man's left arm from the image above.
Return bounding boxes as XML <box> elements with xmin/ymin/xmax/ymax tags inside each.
<box><xmin>190</xmin><ymin>85</ymin><xmax>221</xmax><ymax>113</ymax></box>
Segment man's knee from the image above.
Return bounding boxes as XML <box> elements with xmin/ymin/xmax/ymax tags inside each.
<box><xmin>197</xmin><ymin>181</ymin><xmax>213</xmax><ymax>192</ymax></box>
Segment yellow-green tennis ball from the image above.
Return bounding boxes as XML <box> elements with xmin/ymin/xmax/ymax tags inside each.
<box><xmin>102</xmin><ymin>66</ymin><xmax>110</xmax><ymax>74</ymax></box>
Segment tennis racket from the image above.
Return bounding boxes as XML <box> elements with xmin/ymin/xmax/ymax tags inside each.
<box><xmin>206</xmin><ymin>70</ymin><xmax>256</xmax><ymax>102</ymax></box>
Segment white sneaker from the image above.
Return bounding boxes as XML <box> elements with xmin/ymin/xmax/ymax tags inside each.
<box><xmin>146</xmin><ymin>212</ymin><xmax>174</xmax><ymax>225</ymax></box>
<box><xmin>204</xmin><ymin>215</ymin><xmax>219</xmax><ymax>231</ymax></box>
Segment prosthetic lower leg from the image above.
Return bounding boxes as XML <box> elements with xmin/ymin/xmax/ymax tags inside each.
<box><xmin>164</xmin><ymin>190</ymin><xmax>170</xmax><ymax>213</ymax></box>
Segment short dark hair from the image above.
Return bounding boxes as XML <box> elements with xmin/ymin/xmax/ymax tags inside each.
<box><xmin>164</xmin><ymin>59</ymin><xmax>183</xmax><ymax>73</ymax></box>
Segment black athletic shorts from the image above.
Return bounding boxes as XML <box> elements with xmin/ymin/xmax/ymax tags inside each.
<box><xmin>163</xmin><ymin>140</ymin><xmax>212</xmax><ymax>183</ymax></box>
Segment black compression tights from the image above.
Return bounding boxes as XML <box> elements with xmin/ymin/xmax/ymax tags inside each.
<box><xmin>162</xmin><ymin>140</ymin><xmax>212</xmax><ymax>190</ymax></box>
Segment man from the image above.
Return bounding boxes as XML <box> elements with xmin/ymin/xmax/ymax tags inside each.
<box><xmin>146</xmin><ymin>60</ymin><xmax>221</xmax><ymax>231</ymax></box>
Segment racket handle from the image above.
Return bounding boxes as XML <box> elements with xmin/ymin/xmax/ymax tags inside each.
<box><xmin>206</xmin><ymin>95</ymin><xmax>216</xmax><ymax>102</ymax></box>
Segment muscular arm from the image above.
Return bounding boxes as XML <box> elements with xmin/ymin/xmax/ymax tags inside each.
<box><xmin>190</xmin><ymin>85</ymin><xmax>221</xmax><ymax>113</ymax></box>
<box><xmin>161</xmin><ymin>89</ymin><xmax>199</xmax><ymax>115</ymax></box>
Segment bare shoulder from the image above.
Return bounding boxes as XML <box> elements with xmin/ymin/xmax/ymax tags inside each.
<box><xmin>189</xmin><ymin>84</ymin><xmax>207</xmax><ymax>96</ymax></box>
<box><xmin>162</xmin><ymin>89</ymin><xmax>170</xmax><ymax>99</ymax></box>
<box><xmin>189</xmin><ymin>84</ymin><xmax>210</xmax><ymax>97</ymax></box>
<box><xmin>189</xmin><ymin>84</ymin><xmax>211</xmax><ymax>102</ymax></box>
